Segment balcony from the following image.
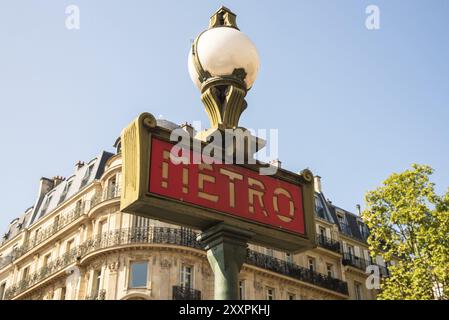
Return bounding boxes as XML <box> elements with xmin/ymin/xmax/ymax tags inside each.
<box><xmin>0</xmin><ymin>186</ymin><xmax>121</xmax><ymax>272</ymax></box>
<box><xmin>316</xmin><ymin>235</ymin><xmax>341</xmax><ymax>253</ymax></box>
<box><xmin>91</xmin><ymin>185</ymin><xmax>121</xmax><ymax>207</ymax></box>
<box><xmin>4</xmin><ymin>248</ymin><xmax>79</xmax><ymax>299</ymax></box>
<box><xmin>4</xmin><ymin>227</ymin><xmax>349</xmax><ymax>299</ymax></box>
<box><xmin>172</xmin><ymin>286</ymin><xmax>201</xmax><ymax>300</ymax></box>
<box><xmin>247</xmin><ymin>250</ymin><xmax>349</xmax><ymax>296</ymax></box>
<box><xmin>342</xmin><ymin>253</ymin><xmax>389</xmax><ymax>277</ymax></box>
<box><xmin>85</xmin><ymin>289</ymin><xmax>106</xmax><ymax>300</ymax></box>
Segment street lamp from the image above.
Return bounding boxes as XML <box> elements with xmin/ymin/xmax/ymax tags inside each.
<box><xmin>188</xmin><ymin>6</ymin><xmax>260</xmax><ymax>131</ymax></box>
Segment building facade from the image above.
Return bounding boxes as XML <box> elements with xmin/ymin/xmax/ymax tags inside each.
<box><xmin>0</xmin><ymin>120</ymin><xmax>390</xmax><ymax>301</ymax></box>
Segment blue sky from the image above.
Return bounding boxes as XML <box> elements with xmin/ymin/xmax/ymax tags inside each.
<box><xmin>0</xmin><ymin>0</ymin><xmax>448</xmax><ymax>233</ymax></box>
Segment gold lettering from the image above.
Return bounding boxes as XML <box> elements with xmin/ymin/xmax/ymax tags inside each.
<box><xmin>248</xmin><ymin>177</ymin><xmax>268</xmax><ymax>216</ymax></box>
<box><xmin>219</xmin><ymin>168</ymin><xmax>243</xmax><ymax>208</ymax></box>
<box><xmin>273</xmin><ymin>187</ymin><xmax>295</xmax><ymax>223</ymax></box>
<box><xmin>198</xmin><ymin>164</ymin><xmax>219</xmax><ymax>203</ymax></box>
<box><xmin>161</xmin><ymin>151</ymin><xmax>170</xmax><ymax>188</ymax></box>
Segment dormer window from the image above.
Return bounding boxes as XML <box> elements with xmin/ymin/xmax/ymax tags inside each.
<box><xmin>59</xmin><ymin>180</ymin><xmax>73</xmax><ymax>204</ymax></box>
<box><xmin>80</xmin><ymin>164</ymin><xmax>95</xmax><ymax>188</ymax></box>
<box><xmin>40</xmin><ymin>195</ymin><xmax>53</xmax><ymax>216</ymax></box>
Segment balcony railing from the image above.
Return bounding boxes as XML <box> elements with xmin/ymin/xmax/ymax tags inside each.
<box><xmin>316</xmin><ymin>235</ymin><xmax>341</xmax><ymax>253</ymax></box>
<box><xmin>91</xmin><ymin>185</ymin><xmax>121</xmax><ymax>207</ymax></box>
<box><xmin>0</xmin><ymin>186</ymin><xmax>122</xmax><ymax>271</ymax></box>
<box><xmin>85</xmin><ymin>289</ymin><xmax>106</xmax><ymax>300</ymax></box>
<box><xmin>4</xmin><ymin>247</ymin><xmax>79</xmax><ymax>299</ymax></box>
<box><xmin>4</xmin><ymin>227</ymin><xmax>349</xmax><ymax>299</ymax></box>
<box><xmin>342</xmin><ymin>253</ymin><xmax>389</xmax><ymax>277</ymax></box>
<box><xmin>172</xmin><ymin>286</ymin><xmax>201</xmax><ymax>300</ymax></box>
<box><xmin>247</xmin><ymin>250</ymin><xmax>349</xmax><ymax>296</ymax></box>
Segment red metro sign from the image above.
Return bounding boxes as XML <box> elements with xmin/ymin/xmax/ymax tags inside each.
<box><xmin>120</xmin><ymin>113</ymin><xmax>316</xmax><ymax>252</ymax></box>
<box><xmin>149</xmin><ymin>138</ymin><xmax>305</xmax><ymax>235</ymax></box>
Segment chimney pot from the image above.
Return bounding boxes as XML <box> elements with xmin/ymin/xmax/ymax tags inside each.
<box><xmin>314</xmin><ymin>175</ymin><xmax>322</xmax><ymax>193</ymax></box>
<box><xmin>75</xmin><ymin>161</ymin><xmax>85</xmax><ymax>170</ymax></box>
<box><xmin>181</xmin><ymin>122</ymin><xmax>196</xmax><ymax>137</ymax></box>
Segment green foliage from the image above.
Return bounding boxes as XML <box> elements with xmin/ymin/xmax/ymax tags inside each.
<box><xmin>362</xmin><ymin>164</ymin><xmax>449</xmax><ymax>300</ymax></box>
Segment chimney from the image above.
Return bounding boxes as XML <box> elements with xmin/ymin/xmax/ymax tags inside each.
<box><xmin>181</xmin><ymin>122</ymin><xmax>196</xmax><ymax>137</ymax></box>
<box><xmin>314</xmin><ymin>175</ymin><xmax>322</xmax><ymax>193</ymax></box>
<box><xmin>53</xmin><ymin>176</ymin><xmax>65</xmax><ymax>187</ymax></box>
<box><xmin>75</xmin><ymin>161</ymin><xmax>85</xmax><ymax>170</ymax></box>
<box><xmin>356</xmin><ymin>204</ymin><xmax>361</xmax><ymax>215</ymax></box>
<box><xmin>38</xmin><ymin>177</ymin><xmax>54</xmax><ymax>197</ymax></box>
<box><xmin>269</xmin><ymin>159</ymin><xmax>282</xmax><ymax>169</ymax></box>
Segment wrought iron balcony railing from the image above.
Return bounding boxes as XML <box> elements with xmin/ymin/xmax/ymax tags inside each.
<box><xmin>172</xmin><ymin>286</ymin><xmax>201</xmax><ymax>300</ymax></box>
<box><xmin>342</xmin><ymin>252</ymin><xmax>389</xmax><ymax>277</ymax></box>
<box><xmin>90</xmin><ymin>185</ymin><xmax>121</xmax><ymax>207</ymax></box>
<box><xmin>85</xmin><ymin>289</ymin><xmax>106</xmax><ymax>300</ymax></box>
<box><xmin>4</xmin><ymin>247</ymin><xmax>79</xmax><ymax>299</ymax></box>
<box><xmin>0</xmin><ymin>186</ymin><xmax>122</xmax><ymax>271</ymax></box>
<box><xmin>247</xmin><ymin>250</ymin><xmax>349</xmax><ymax>296</ymax></box>
<box><xmin>316</xmin><ymin>235</ymin><xmax>341</xmax><ymax>253</ymax></box>
<box><xmin>4</xmin><ymin>227</ymin><xmax>349</xmax><ymax>299</ymax></box>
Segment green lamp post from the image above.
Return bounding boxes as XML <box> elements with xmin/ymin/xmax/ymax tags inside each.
<box><xmin>188</xmin><ymin>7</ymin><xmax>260</xmax><ymax>300</ymax></box>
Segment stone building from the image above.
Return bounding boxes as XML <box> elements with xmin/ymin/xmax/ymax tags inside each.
<box><xmin>0</xmin><ymin>120</ymin><xmax>390</xmax><ymax>301</ymax></box>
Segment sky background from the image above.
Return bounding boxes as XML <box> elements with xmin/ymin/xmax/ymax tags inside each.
<box><xmin>0</xmin><ymin>0</ymin><xmax>448</xmax><ymax>233</ymax></box>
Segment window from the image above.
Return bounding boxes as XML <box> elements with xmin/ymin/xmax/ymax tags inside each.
<box><xmin>337</xmin><ymin>214</ymin><xmax>345</xmax><ymax>225</ymax></box>
<box><xmin>288</xmin><ymin>293</ymin><xmax>296</xmax><ymax>300</ymax></box>
<box><xmin>34</xmin><ymin>228</ymin><xmax>41</xmax><ymax>243</ymax></box>
<box><xmin>92</xmin><ymin>269</ymin><xmax>102</xmax><ymax>294</ymax></box>
<box><xmin>180</xmin><ymin>264</ymin><xmax>193</xmax><ymax>288</ymax></box>
<box><xmin>130</xmin><ymin>261</ymin><xmax>148</xmax><ymax>288</ymax></box>
<box><xmin>107</xmin><ymin>177</ymin><xmax>117</xmax><ymax>199</ymax></box>
<box><xmin>286</xmin><ymin>253</ymin><xmax>293</xmax><ymax>264</ymax></box>
<box><xmin>239</xmin><ymin>280</ymin><xmax>245</xmax><ymax>300</ymax></box>
<box><xmin>43</xmin><ymin>254</ymin><xmax>51</xmax><ymax>268</ymax></box>
<box><xmin>347</xmin><ymin>244</ymin><xmax>355</xmax><ymax>258</ymax></box>
<box><xmin>53</xmin><ymin>215</ymin><xmax>60</xmax><ymax>231</ymax></box>
<box><xmin>75</xmin><ymin>200</ymin><xmax>83</xmax><ymax>214</ymax></box>
<box><xmin>266</xmin><ymin>288</ymin><xmax>275</xmax><ymax>300</ymax></box>
<box><xmin>354</xmin><ymin>281</ymin><xmax>363</xmax><ymax>300</ymax></box>
<box><xmin>315</xmin><ymin>195</ymin><xmax>326</xmax><ymax>219</ymax></box>
<box><xmin>319</xmin><ymin>227</ymin><xmax>326</xmax><ymax>241</ymax></box>
<box><xmin>80</xmin><ymin>164</ymin><xmax>95</xmax><ymax>188</ymax></box>
<box><xmin>326</xmin><ymin>264</ymin><xmax>334</xmax><ymax>278</ymax></box>
<box><xmin>22</xmin><ymin>266</ymin><xmax>30</xmax><ymax>281</ymax></box>
<box><xmin>98</xmin><ymin>219</ymin><xmax>108</xmax><ymax>236</ymax></box>
<box><xmin>59</xmin><ymin>181</ymin><xmax>73</xmax><ymax>204</ymax></box>
<box><xmin>0</xmin><ymin>282</ymin><xmax>6</xmax><ymax>300</ymax></box>
<box><xmin>66</xmin><ymin>239</ymin><xmax>74</xmax><ymax>254</ymax></box>
<box><xmin>307</xmin><ymin>257</ymin><xmax>316</xmax><ymax>272</ymax></box>
<box><xmin>41</xmin><ymin>195</ymin><xmax>53</xmax><ymax>215</ymax></box>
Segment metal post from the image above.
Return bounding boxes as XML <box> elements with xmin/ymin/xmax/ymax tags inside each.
<box><xmin>197</xmin><ymin>223</ymin><xmax>254</xmax><ymax>300</ymax></box>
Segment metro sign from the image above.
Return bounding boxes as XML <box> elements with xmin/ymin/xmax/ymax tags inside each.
<box><xmin>120</xmin><ymin>113</ymin><xmax>316</xmax><ymax>252</ymax></box>
<box><xmin>150</xmin><ymin>138</ymin><xmax>305</xmax><ymax>235</ymax></box>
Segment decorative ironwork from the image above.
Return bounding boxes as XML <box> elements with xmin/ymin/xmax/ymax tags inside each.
<box><xmin>4</xmin><ymin>247</ymin><xmax>79</xmax><ymax>300</ymax></box>
<box><xmin>316</xmin><ymin>235</ymin><xmax>341</xmax><ymax>253</ymax></box>
<box><xmin>4</xmin><ymin>226</ymin><xmax>350</xmax><ymax>299</ymax></box>
<box><xmin>342</xmin><ymin>252</ymin><xmax>389</xmax><ymax>277</ymax></box>
<box><xmin>0</xmin><ymin>185</ymin><xmax>122</xmax><ymax>271</ymax></box>
<box><xmin>246</xmin><ymin>250</ymin><xmax>349</xmax><ymax>296</ymax></box>
<box><xmin>172</xmin><ymin>286</ymin><xmax>201</xmax><ymax>300</ymax></box>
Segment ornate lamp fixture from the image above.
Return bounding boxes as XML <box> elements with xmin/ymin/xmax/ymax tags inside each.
<box><xmin>188</xmin><ymin>6</ymin><xmax>260</xmax><ymax>132</ymax></box>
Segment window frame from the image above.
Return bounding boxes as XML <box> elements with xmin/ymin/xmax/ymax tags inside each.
<box><xmin>180</xmin><ymin>264</ymin><xmax>194</xmax><ymax>289</ymax></box>
<box><xmin>129</xmin><ymin>260</ymin><xmax>149</xmax><ymax>289</ymax></box>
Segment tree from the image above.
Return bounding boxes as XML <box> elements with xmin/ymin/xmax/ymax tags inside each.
<box><xmin>362</xmin><ymin>164</ymin><xmax>449</xmax><ymax>300</ymax></box>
